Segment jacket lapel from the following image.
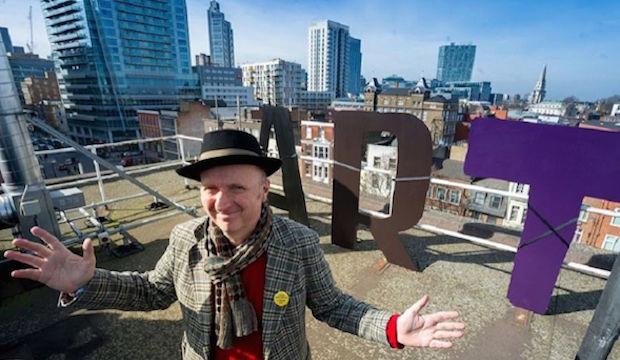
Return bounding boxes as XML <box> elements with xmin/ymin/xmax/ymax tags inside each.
<box><xmin>262</xmin><ymin>219</ymin><xmax>300</xmax><ymax>357</ymax></box>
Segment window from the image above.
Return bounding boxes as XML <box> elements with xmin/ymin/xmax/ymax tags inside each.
<box><xmin>373</xmin><ymin>156</ymin><xmax>381</xmax><ymax>168</ymax></box>
<box><xmin>371</xmin><ymin>174</ymin><xmax>379</xmax><ymax>188</ymax></box>
<box><xmin>304</xmin><ymin>163</ymin><xmax>311</xmax><ymax>177</ymax></box>
<box><xmin>427</xmin><ymin>187</ymin><xmax>433</xmax><ymax>199</ymax></box>
<box><xmin>306</xmin><ymin>127</ymin><xmax>312</xmax><ymax>139</ymax></box>
<box><xmin>611</xmin><ymin>208</ymin><xmax>620</xmax><ymax>227</ymax></box>
<box><xmin>489</xmin><ymin>195</ymin><xmax>502</xmax><ymax>209</ymax></box>
<box><xmin>515</xmin><ymin>183</ymin><xmax>525</xmax><ymax>193</ymax></box>
<box><xmin>509</xmin><ymin>205</ymin><xmax>520</xmax><ymax>222</ymax></box>
<box><xmin>473</xmin><ymin>192</ymin><xmax>485</xmax><ymax>205</ymax></box>
<box><xmin>319</xmin><ymin>128</ymin><xmax>325</xmax><ymax>139</ymax></box>
<box><xmin>602</xmin><ymin>235</ymin><xmax>620</xmax><ymax>252</ymax></box>
<box><xmin>436</xmin><ymin>187</ymin><xmax>446</xmax><ymax>201</ymax></box>
<box><xmin>573</xmin><ymin>227</ymin><xmax>583</xmax><ymax>243</ymax></box>
<box><xmin>388</xmin><ymin>158</ymin><xmax>397</xmax><ymax>170</ymax></box>
<box><xmin>578</xmin><ymin>210</ymin><xmax>588</xmax><ymax>222</ymax></box>
<box><xmin>521</xmin><ymin>208</ymin><xmax>528</xmax><ymax>224</ymax></box>
<box><xmin>313</xmin><ymin>145</ymin><xmax>328</xmax><ymax>159</ymax></box>
<box><xmin>449</xmin><ymin>190</ymin><xmax>461</xmax><ymax>204</ymax></box>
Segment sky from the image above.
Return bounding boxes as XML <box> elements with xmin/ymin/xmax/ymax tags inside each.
<box><xmin>1</xmin><ymin>0</ymin><xmax>619</xmax><ymax>101</ymax></box>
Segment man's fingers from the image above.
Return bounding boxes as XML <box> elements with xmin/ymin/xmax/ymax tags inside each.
<box><xmin>12</xmin><ymin>238</ymin><xmax>52</xmax><ymax>257</ymax></box>
<box><xmin>407</xmin><ymin>294</ymin><xmax>430</xmax><ymax>315</ymax></box>
<box><xmin>433</xmin><ymin>330</ymin><xmax>464</xmax><ymax>340</ymax></box>
<box><xmin>4</xmin><ymin>250</ymin><xmax>45</xmax><ymax>269</ymax></box>
<box><xmin>11</xmin><ymin>268</ymin><xmax>42</xmax><ymax>282</ymax></box>
<box><xmin>31</xmin><ymin>227</ymin><xmax>62</xmax><ymax>249</ymax></box>
<box><xmin>436</xmin><ymin>321</ymin><xmax>465</xmax><ymax>331</ymax></box>
<box><xmin>82</xmin><ymin>238</ymin><xmax>95</xmax><ymax>263</ymax></box>
<box><xmin>429</xmin><ymin>339</ymin><xmax>453</xmax><ymax>348</ymax></box>
<box><xmin>426</xmin><ymin>311</ymin><xmax>460</xmax><ymax>323</ymax></box>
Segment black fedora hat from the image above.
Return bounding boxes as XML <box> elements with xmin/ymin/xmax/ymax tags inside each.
<box><xmin>175</xmin><ymin>129</ymin><xmax>282</xmax><ymax>181</ymax></box>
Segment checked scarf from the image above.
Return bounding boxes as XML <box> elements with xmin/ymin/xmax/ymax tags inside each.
<box><xmin>204</xmin><ymin>204</ymin><xmax>273</xmax><ymax>349</ymax></box>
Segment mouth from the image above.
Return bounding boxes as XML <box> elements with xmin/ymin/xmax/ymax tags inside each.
<box><xmin>218</xmin><ymin>212</ymin><xmax>238</xmax><ymax>221</ymax></box>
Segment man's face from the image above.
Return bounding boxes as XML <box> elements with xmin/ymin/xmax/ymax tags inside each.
<box><xmin>200</xmin><ymin>164</ymin><xmax>269</xmax><ymax>243</ymax></box>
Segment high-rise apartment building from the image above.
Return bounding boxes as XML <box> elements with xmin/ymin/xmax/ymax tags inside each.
<box><xmin>436</xmin><ymin>43</ymin><xmax>476</xmax><ymax>82</ymax></box>
<box><xmin>207</xmin><ymin>1</ymin><xmax>234</xmax><ymax>67</ymax></box>
<box><xmin>41</xmin><ymin>0</ymin><xmax>196</xmax><ymax>143</ymax></box>
<box><xmin>241</xmin><ymin>59</ymin><xmax>305</xmax><ymax>106</ymax></box>
<box><xmin>308</xmin><ymin>20</ymin><xmax>361</xmax><ymax>98</ymax></box>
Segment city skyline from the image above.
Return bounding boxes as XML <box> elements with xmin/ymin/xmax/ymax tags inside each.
<box><xmin>2</xmin><ymin>0</ymin><xmax>619</xmax><ymax>101</ymax></box>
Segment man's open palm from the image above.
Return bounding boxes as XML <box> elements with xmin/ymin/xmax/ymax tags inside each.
<box><xmin>397</xmin><ymin>295</ymin><xmax>465</xmax><ymax>348</ymax></box>
<box><xmin>3</xmin><ymin>227</ymin><xmax>96</xmax><ymax>293</ymax></box>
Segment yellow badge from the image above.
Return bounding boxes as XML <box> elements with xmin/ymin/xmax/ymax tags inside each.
<box><xmin>273</xmin><ymin>291</ymin><xmax>289</xmax><ymax>307</ymax></box>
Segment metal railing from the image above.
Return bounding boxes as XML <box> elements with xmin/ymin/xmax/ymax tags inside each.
<box><xmin>27</xmin><ymin>134</ymin><xmax>618</xmax><ymax>280</ymax></box>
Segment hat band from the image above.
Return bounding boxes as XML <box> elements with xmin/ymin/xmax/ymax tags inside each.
<box><xmin>198</xmin><ymin>148</ymin><xmax>260</xmax><ymax>161</ymax></box>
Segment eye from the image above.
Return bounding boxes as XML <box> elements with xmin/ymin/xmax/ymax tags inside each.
<box><xmin>202</xmin><ymin>185</ymin><xmax>217</xmax><ymax>192</ymax></box>
<box><xmin>231</xmin><ymin>185</ymin><xmax>246</xmax><ymax>191</ymax></box>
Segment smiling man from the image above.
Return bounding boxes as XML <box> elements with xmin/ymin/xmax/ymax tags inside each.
<box><xmin>5</xmin><ymin>129</ymin><xmax>464</xmax><ymax>359</ymax></box>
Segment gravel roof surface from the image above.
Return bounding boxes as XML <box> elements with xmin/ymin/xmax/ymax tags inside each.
<box><xmin>1</xmin><ymin>169</ymin><xmax>617</xmax><ymax>359</ymax></box>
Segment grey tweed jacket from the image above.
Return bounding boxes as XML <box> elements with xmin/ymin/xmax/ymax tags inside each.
<box><xmin>69</xmin><ymin>215</ymin><xmax>392</xmax><ymax>359</ymax></box>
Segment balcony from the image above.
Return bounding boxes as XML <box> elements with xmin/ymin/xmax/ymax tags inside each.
<box><xmin>46</xmin><ymin>12</ymin><xmax>83</xmax><ymax>28</ymax></box>
<box><xmin>44</xmin><ymin>3</ymin><xmax>81</xmax><ymax>18</ymax></box>
<box><xmin>42</xmin><ymin>0</ymin><xmax>76</xmax><ymax>11</ymax></box>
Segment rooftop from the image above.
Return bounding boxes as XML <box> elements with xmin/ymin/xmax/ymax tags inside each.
<box><xmin>0</xmin><ymin>168</ymin><xmax>618</xmax><ymax>359</ymax></box>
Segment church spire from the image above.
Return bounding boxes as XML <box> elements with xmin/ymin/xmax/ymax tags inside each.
<box><xmin>529</xmin><ymin>65</ymin><xmax>547</xmax><ymax>104</ymax></box>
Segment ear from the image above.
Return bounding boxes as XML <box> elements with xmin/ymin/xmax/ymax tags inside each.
<box><xmin>261</xmin><ymin>177</ymin><xmax>270</xmax><ymax>202</ymax></box>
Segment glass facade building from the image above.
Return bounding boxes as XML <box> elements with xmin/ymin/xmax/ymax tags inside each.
<box><xmin>41</xmin><ymin>0</ymin><xmax>197</xmax><ymax>144</ymax></box>
<box><xmin>207</xmin><ymin>1</ymin><xmax>234</xmax><ymax>67</ymax></box>
<box><xmin>436</xmin><ymin>43</ymin><xmax>476</xmax><ymax>83</ymax></box>
<box><xmin>347</xmin><ymin>37</ymin><xmax>362</xmax><ymax>96</ymax></box>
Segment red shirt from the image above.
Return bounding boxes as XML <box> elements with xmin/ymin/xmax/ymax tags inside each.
<box><xmin>214</xmin><ymin>254</ymin><xmax>401</xmax><ymax>359</ymax></box>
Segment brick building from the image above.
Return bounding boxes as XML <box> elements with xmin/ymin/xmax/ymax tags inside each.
<box><xmin>21</xmin><ymin>71</ymin><xmax>60</xmax><ymax>105</ymax></box>
<box><xmin>576</xmin><ymin>198</ymin><xmax>620</xmax><ymax>252</ymax></box>
<box><xmin>137</xmin><ymin>101</ymin><xmax>213</xmax><ymax>161</ymax></box>
<box><xmin>299</xmin><ymin>121</ymin><xmax>334</xmax><ymax>184</ymax></box>
<box><xmin>363</xmin><ymin>83</ymin><xmax>460</xmax><ymax>150</ymax></box>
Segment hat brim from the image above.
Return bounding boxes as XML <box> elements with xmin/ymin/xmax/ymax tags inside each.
<box><xmin>175</xmin><ymin>154</ymin><xmax>282</xmax><ymax>181</ymax></box>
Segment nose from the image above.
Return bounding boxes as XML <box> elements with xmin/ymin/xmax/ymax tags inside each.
<box><xmin>214</xmin><ymin>191</ymin><xmax>233</xmax><ymax>212</ymax></box>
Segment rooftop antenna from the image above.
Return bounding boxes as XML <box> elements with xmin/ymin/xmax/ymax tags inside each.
<box><xmin>27</xmin><ymin>5</ymin><xmax>34</xmax><ymax>53</ymax></box>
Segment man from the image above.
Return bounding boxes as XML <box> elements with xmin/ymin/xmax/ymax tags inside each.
<box><xmin>5</xmin><ymin>130</ymin><xmax>465</xmax><ymax>359</ymax></box>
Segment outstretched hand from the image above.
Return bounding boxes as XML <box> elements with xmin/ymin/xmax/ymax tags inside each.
<box><xmin>3</xmin><ymin>227</ymin><xmax>96</xmax><ymax>293</ymax></box>
<box><xmin>397</xmin><ymin>294</ymin><xmax>465</xmax><ymax>348</ymax></box>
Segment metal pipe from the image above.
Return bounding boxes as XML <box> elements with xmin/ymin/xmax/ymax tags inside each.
<box><xmin>59</xmin><ymin>209</ymin><xmax>186</xmax><ymax>248</ymax></box>
<box><xmin>177</xmin><ymin>136</ymin><xmax>189</xmax><ymax>187</ymax></box>
<box><xmin>91</xmin><ymin>147</ymin><xmax>106</xmax><ymax>201</ymax></box>
<box><xmin>0</xmin><ymin>193</ymin><xmax>17</xmax><ymax>229</ymax></box>
<box><xmin>27</xmin><ymin>117</ymin><xmax>197</xmax><ymax>217</ymax></box>
<box><xmin>0</xmin><ymin>36</ymin><xmax>42</xmax><ymax>192</ymax></box>
<box><xmin>576</xmin><ymin>253</ymin><xmax>620</xmax><ymax>359</ymax></box>
<box><xmin>47</xmin><ymin>160</ymin><xmax>184</xmax><ymax>190</ymax></box>
<box><xmin>272</xmin><ymin>182</ymin><xmax>612</xmax><ymax>280</ymax></box>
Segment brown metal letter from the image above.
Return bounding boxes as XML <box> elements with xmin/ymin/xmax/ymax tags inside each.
<box><xmin>331</xmin><ymin>111</ymin><xmax>432</xmax><ymax>270</ymax></box>
<box><xmin>259</xmin><ymin>105</ymin><xmax>309</xmax><ymax>225</ymax></box>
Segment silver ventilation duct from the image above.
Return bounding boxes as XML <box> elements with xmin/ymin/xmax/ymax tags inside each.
<box><xmin>0</xmin><ymin>39</ymin><xmax>43</xmax><ymax>192</ymax></box>
<box><xmin>0</xmin><ymin>36</ymin><xmax>60</xmax><ymax>237</ymax></box>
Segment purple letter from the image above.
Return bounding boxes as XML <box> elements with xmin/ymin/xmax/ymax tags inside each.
<box><xmin>465</xmin><ymin>118</ymin><xmax>620</xmax><ymax>313</ymax></box>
